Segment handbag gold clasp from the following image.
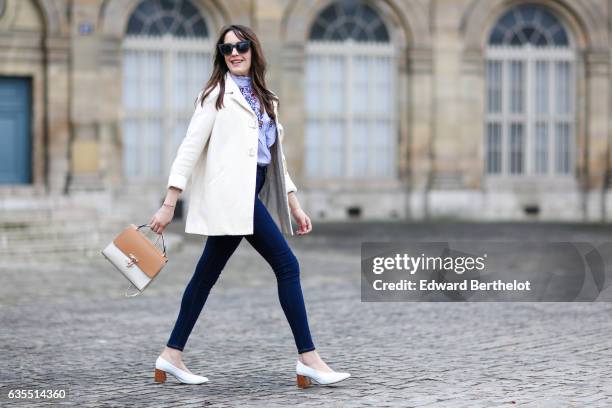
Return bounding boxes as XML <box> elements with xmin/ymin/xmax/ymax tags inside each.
<box><xmin>126</xmin><ymin>253</ymin><xmax>139</xmax><ymax>268</ymax></box>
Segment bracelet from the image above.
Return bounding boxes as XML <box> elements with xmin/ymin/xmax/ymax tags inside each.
<box><xmin>163</xmin><ymin>203</ymin><xmax>175</xmax><ymax>208</ymax></box>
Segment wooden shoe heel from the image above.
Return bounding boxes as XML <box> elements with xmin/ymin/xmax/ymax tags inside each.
<box><xmin>296</xmin><ymin>374</ymin><xmax>311</xmax><ymax>388</ymax></box>
<box><xmin>154</xmin><ymin>368</ymin><xmax>167</xmax><ymax>383</ymax></box>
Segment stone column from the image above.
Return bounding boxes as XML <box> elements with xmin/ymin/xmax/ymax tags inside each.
<box><xmin>254</xmin><ymin>0</ymin><xmax>305</xmax><ymax>187</ymax></box>
<box><xmin>429</xmin><ymin>0</ymin><xmax>467</xmax><ymax>190</ymax></box>
<box><xmin>461</xmin><ymin>47</ymin><xmax>485</xmax><ymax>190</ymax></box>
<box><xmin>583</xmin><ymin>49</ymin><xmax>610</xmax><ymax>220</ymax></box>
<box><xmin>45</xmin><ymin>35</ymin><xmax>71</xmax><ymax>195</ymax></box>
<box><xmin>408</xmin><ymin>47</ymin><xmax>434</xmax><ymax>219</ymax></box>
<box><xmin>66</xmin><ymin>0</ymin><xmax>106</xmax><ymax>192</ymax></box>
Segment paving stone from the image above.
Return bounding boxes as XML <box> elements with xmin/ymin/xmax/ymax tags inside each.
<box><xmin>1</xmin><ymin>222</ymin><xmax>612</xmax><ymax>406</ymax></box>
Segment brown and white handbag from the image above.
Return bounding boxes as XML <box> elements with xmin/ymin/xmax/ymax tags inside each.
<box><xmin>101</xmin><ymin>223</ymin><xmax>168</xmax><ymax>297</ymax></box>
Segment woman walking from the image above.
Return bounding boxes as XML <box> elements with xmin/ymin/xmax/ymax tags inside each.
<box><xmin>148</xmin><ymin>24</ymin><xmax>350</xmax><ymax>388</ymax></box>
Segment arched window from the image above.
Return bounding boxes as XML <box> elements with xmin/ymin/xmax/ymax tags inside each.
<box><xmin>126</xmin><ymin>0</ymin><xmax>208</xmax><ymax>38</ymax></box>
<box><xmin>305</xmin><ymin>1</ymin><xmax>396</xmax><ymax>180</ymax></box>
<box><xmin>309</xmin><ymin>0</ymin><xmax>390</xmax><ymax>42</ymax></box>
<box><xmin>484</xmin><ymin>4</ymin><xmax>574</xmax><ymax>177</ymax></box>
<box><xmin>122</xmin><ymin>0</ymin><xmax>212</xmax><ymax>180</ymax></box>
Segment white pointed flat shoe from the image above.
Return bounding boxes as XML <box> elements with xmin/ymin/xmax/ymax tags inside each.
<box><xmin>295</xmin><ymin>360</ymin><xmax>350</xmax><ymax>388</ymax></box>
<box><xmin>154</xmin><ymin>356</ymin><xmax>209</xmax><ymax>385</ymax></box>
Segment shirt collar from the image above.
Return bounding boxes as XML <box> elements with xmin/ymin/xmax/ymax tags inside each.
<box><xmin>230</xmin><ymin>72</ymin><xmax>252</xmax><ymax>88</ymax></box>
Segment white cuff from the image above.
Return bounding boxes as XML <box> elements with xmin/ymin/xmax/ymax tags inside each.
<box><xmin>167</xmin><ymin>173</ymin><xmax>188</xmax><ymax>191</ymax></box>
<box><xmin>285</xmin><ymin>172</ymin><xmax>297</xmax><ymax>193</ymax></box>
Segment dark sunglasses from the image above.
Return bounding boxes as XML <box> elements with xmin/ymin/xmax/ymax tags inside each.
<box><xmin>218</xmin><ymin>40</ymin><xmax>251</xmax><ymax>56</ymax></box>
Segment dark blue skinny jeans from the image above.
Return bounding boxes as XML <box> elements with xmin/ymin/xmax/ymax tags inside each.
<box><xmin>167</xmin><ymin>164</ymin><xmax>316</xmax><ymax>354</ymax></box>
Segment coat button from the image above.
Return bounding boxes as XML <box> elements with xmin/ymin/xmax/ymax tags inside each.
<box><xmin>249</xmin><ymin>147</ymin><xmax>255</xmax><ymax>157</ymax></box>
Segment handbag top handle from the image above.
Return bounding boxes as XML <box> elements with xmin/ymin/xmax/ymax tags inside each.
<box><xmin>137</xmin><ymin>224</ymin><xmax>167</xmax><ymax>256</ymax></box>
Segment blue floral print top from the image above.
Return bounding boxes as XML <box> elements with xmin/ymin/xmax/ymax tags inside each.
<box><xmin>230</xmin><ymin>72</ymin><xmax>277</xmax><ymax>166</ymax></box>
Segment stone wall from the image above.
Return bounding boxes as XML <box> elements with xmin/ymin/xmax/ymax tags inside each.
<box><xmin>0</xmin><ymin>0</ymin><xmax>610</xmax><ymax>223</ymax></box>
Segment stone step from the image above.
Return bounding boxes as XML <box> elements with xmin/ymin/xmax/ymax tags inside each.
<box><xmin>0</xmin><ymin>202</ymin><xmax>183</xmax><ymax>265</ymax></box>
<box><xmin>0</xmin><ymin>232</ymin><xmax>183</xmax><ymax>265</ymax></box>
<box><xmin>0</xmin><ymin>222</ymin><xmax>139</xmax><ymax>240</ymax></box>
<box><xmin>0</xmin><ymin>237</ymin><xmax>166</xmax><ymax>253</ymax></box>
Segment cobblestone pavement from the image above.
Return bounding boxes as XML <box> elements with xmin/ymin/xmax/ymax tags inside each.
<box><xmin>2</xmin><ymin>222</ymin><xmax>612</xmax><ymax>407</ymax></box>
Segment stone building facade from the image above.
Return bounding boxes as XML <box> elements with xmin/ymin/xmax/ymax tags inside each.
<box><xmin>1</xmin><ymin>0</ymin><xmax>611</xmax><ymax>224</ymax></box>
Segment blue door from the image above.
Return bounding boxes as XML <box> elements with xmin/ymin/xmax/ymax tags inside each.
<box><xmin>0</xmin><ymin>77</ymin><xmax>32</xmax><ymax>184</ymax></box>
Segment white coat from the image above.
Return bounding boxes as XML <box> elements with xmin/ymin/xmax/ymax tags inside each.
<box><xmin>166</xmin><ymin>71</ymin><xmax>298</xmax><ymax>236</ymax></box>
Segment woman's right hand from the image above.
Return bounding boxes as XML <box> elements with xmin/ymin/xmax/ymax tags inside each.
<box><xmin>149</xmin><ymin>205</ymin><xmax>175</xmax><ymax>234</ymax></box>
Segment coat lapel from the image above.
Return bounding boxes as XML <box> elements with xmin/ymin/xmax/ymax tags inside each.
<box><xmin>224</xmin><ymin>71</ymin><xmax>257</xmax><ymax>118</ymax></box>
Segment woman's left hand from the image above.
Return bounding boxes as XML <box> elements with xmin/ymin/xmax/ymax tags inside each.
<box><xmin>291</xmin><ymin>208</ymin><xmax>312</xmax><ymax>235</ymax></box>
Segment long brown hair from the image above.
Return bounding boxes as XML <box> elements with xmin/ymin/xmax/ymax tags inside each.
<box><xmin>197</xmin><ymin>24</ymin><xmax>279</xmax><ymax>121</ymax></box>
